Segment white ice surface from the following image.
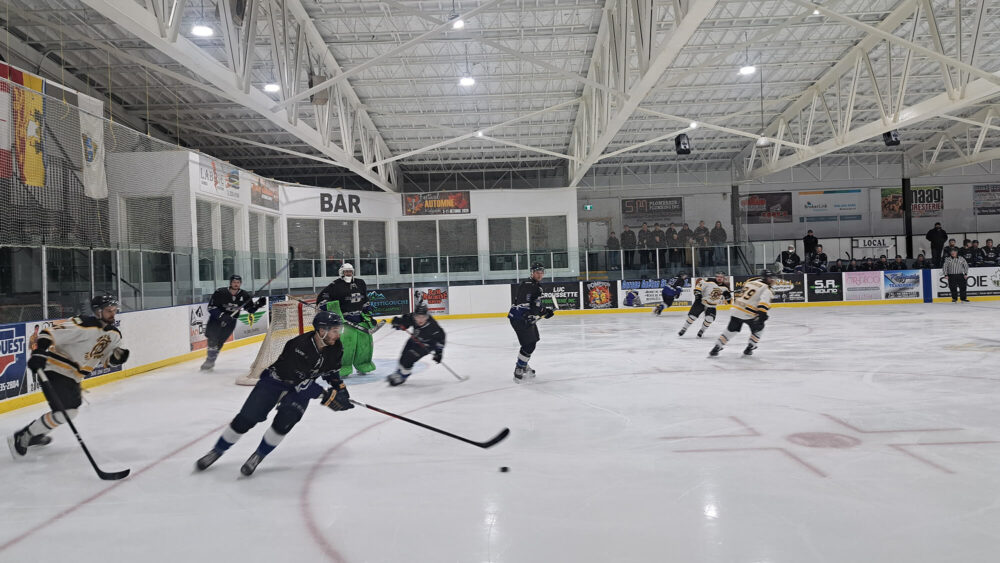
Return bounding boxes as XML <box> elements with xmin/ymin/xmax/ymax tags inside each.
<box><xmin>2</xmin><ymin>303</ymin><xmax>999</xmax><ymax>563</ymax></box>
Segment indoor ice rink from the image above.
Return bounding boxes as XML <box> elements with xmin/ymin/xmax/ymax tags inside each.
<box><xmin>2</xmin><ymin>305</ymin><xmax>1000</xmax><ymax>562</ymax></box>
<box><xmin>3</xmin><ymin>0</ymin><xmax>1000</xmax><ymax>562</ymax></box>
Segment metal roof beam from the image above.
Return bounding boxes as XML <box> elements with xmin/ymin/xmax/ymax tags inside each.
<box><xmin>77</xmin><ymin>0</ymin><xmax>397</xmax><ymax>191</ymax></box>
<box><xmin>566</xmin><ymin>0</ymin><xmax>719</xmax><ymax>187</ymax></box>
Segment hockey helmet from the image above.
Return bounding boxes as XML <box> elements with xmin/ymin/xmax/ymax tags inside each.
<box><xmin>413</xmin><ymin>303</ymin><xmax>429</xmax><ymax>316</ymax></box>
<box><xmin>759</xmin><ymin>269</ymin><xmax>777</xmax><ymax>284</ymax></box>
<box><xmin>229</xmin><ymin>274</ymin><xmax>242</xmax><ymax>283</ymax></box>
<box><xmin>530</xmin><ymin>262</ymin><xmax>545</xmax><ymax>273</ymax></box>
<box><xmin>338</xmin><ymin>263</ymin><xmax>355</xmax><ymax>280</ymax></box>
<box><xmin>313</xmin><ymin>311</ymin><xmax>343</xmax><ymax>331</ymax></box>
<box><xmin>91</xmin><ymin>294</ymin><xmax>120</xmax><ymax>313</ymax></box>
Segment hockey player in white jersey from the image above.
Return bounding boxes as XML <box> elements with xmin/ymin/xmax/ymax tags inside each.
<box><xmin>678</xmin><ymin>272</ymin><xmax>732</xmax><ymax>338</ymax></box>
<box><xmin>8</xmin><ymin>295</ymin><xmax>129</xmax><ymax>458</ymax></box>
<box><xmin>709</xmin><ymin>271</ymin><xmax>774</xmax><ymax>357</ymax></box>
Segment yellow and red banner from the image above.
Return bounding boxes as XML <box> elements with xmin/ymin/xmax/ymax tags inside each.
<box><xmin>1</xmin><ymin>63</ymin><xmax>46</xmax><ymax>187</ymax></box>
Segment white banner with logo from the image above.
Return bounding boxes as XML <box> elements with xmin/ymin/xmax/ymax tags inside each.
<box><xmin>78</xmin><ymin>93</ymin><xmax>108</xmax><ymax>199</ymax></box>
<box><xmin>931</xmin><ymin>267</ymin><xmax>1000</xmax><ymax>298</ymax></box>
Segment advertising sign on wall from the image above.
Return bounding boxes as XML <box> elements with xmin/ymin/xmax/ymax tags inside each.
<box><xmin>911</xmin><ymin>186</ymin><xmax>943</xmax><ymax>217</ymax></box>
<box><xmin>740</xmin><ymin>192</ymin><xmax>793</xmax><ymax>223</ymax></box>
<box><xmin>807</xmin><ymin>273</ymin><xmax>844</xmax><ymax>302</ymax></box>
<box><xmin>251</xmin><ymin>177</ymin><xmax>280</xmax><ymax>210</ymax></box>
<box><xmin>414</xmin><ymin>287</ymin><xmax>449</xmax><ymax>314</ymax></box>
<box><xmin>403</xmin><ymin>191</ymin><xmax>471</xmax><ymax>215</ymax></box>
<box><xmin>0</xmin><ymin>323</ymin><xmax>27</xmax><ymax>400</ymax></box>
<box><xmin>931</xmin><ymin>267</ymin><xmax>1000</xmax><ymax>298</ymax></box>
<box><xmin>880</xmin><ymin>187</ymin><xmax>904</xmax><ymax>219</ymax></box>
<box><xmin>367</xmin><ymin>289</ymin><xmax>411</xmax><ymax>317</ymax></box>
<box><xmin>797</xmin><ymin>189</ymin><xmax>862</xmax><ymax>222</ymax></box>
<box><xmin>620</xmin><ymin>197</ymin><xmax>684</xmax><ymax>226</ymax></box>
<box><xmin>540</xmin><ymin>282</ymin><xmax>581</xmax><ymax>310</ymax></box>
<box><xmin>619</xmin><ymin>278</ymin><xmax>694</xmax><ymax>308</ymax></box>
<box><xmin>198</xmin><ymin>155</ymin><xmax>241</xmax><ymax>201</ymax></box>
<box><xmin>883</xmin><ymin>270</ymin><xmax>922</xmax><ymax>300</ymax></box>
<box><xmin>973</xmin><ymin>184</ymin><xmax>1000</xmax><ymax>215</ymax></box>
<box><xmin>734</xmin><ymin>274</ymin><xmax>805</xmax><ymax>303</ymax></box>
<box><xmin>233</xmin><ymin>299</ymin><xmax>269</xmax><ymax>340</ymax></box>
<box><xmin>188</xmin><ymin>303</ymin><xmax>220</xmax><ymax>351</ymax></box>
<box><xmin>583</xmin><ymin>281</ymin><xmax>617</xmax><ymax>309</ymax></box>
<box><xmin>844</xmin><ymin>271</ymin><xmax>883</xmax><ymax>300</ymax></box>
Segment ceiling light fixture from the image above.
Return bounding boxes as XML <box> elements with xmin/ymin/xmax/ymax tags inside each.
<box><xmin>813</xmin><ymin>9</ymin><xmax>820</xmax><ymax>15</ymax></box>
<box><xmin>452</xmin><ymin>19</ymin><xmax>465</xmax><ymax>29</ymax></box>
<box><xmin>191</xmin><ymin>0</ymin><xmax>213</xmax><ymax>37</ymax></box>
<box><xmin>459</xmin><ymin>43</ymin><xmax>475</xmax><ymax>87</ymax></box>
<box><xmin>263</xmin><ymin>83</ymin><xmax>280</xmax><ymax>93</ymax></box>
<box><xmin>476</xmin><ymin>130</ymin><xmax>484</xmax><ymax>137</ymax></box>
<box><xmin>689</xmin><ymin>121</ymin><xmax>699</xmax><ymax>129</ymax></box>
<box><xmin>448</xmin><ymin>0</ymin><xmax>464</xmax><ymax>29</ymax></box>
<box><xmin>738</xmin><ymin>31</ymin><xmax>755</xmax><ymax>76</ymax></box>
<box><xmin>739</xmin><ymin>65</ymin><xmax>756</xmax><ymax>76</ymax></box>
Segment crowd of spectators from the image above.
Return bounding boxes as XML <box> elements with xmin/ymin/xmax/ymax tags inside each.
<box><xmin>607</xmin><ymin>220</ymin><xmax>728</xmax><ymax>271</ymax></box>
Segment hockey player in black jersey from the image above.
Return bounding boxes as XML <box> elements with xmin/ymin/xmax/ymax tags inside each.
<box><xmin>9</xmin><ymin>295</ymin><xmax>129</xmax><ymax>458</ymax></box>
<box><xmin>201</xmin><ymin>275</ymin><xmax>266</xmax><ymax>371</ymax></box>
<box><xmin>508</xmin><ymin>263</ymin><xmax>554</xmax><ymax>382</ymax></box>
<box><xmin>386</xmin><ymin>304</ymin><xmax>446</xmax><ymax>386</ymax></box>
<box><xmin>195</xmin><ymin>311</ymin><xmax>352</xmax><ymax>476</ymax></box>
<box><xmin>653</xmin><ymin>272</ymin><xmax>690</xmax><ymax>315</ymax></box>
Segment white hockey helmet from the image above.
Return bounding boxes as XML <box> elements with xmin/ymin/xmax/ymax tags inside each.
<box><xmin>338</xmin><ymin>263</ymin><xmax>355</xmax><ymax>278</ymax></box>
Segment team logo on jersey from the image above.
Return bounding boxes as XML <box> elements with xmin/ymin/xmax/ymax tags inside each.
<box><xmin>0</xmin><ymin>326</ymin><xmax>27</xmax><ymax>379</ymax></box>
<box><xmin>239</xmin><ymin>310</ymin><xmax>266</xmax><ymax>327</ymax></box>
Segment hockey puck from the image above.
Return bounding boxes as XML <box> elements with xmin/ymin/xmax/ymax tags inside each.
<box><xmin>499</xmin><ymin>466</ymin><xmax>509</xmax><ymax>473</ymax></box>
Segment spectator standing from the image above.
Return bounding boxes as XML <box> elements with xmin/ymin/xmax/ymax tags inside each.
<box><xmin>698</xmin><ymin>234</ymin><xmax>713</xmax><ymax>270</ymax></box>
<box><xmin>943</xmin><ymin>248</ymin><xmax>970</xmax><ymax>302</ymax></box>
<box><xmin>693</xmin><ymin>220</ymin><xmax>710</xmax><ymax>241</ymax></box>
<box><xmin>710</xmin><ymin>221</ymin><xmax>728</xmax><ymax>266</ymax></box>
<box><xmin>620</xmin><ymin>225</ymin><xmax>636</xmax><ymax>270</ymax></box>
<box><xmin>664</xmin><ymin>223</ymin><xmax>678</xmax><ymax>240</ymax></box>
<box><xmin>926</xmin><ymin>222</ymin><xmax>948</xmax><ymax>267</ymax></box>
<box><xmin>981</xmin><ymin>239</ymin><xmax>998</xmax><ymax>266</ymax></box>
<box><xmin>637</xmin><ymin>223</ymin><xmax>650</xmax><ymax>269</ymax></box>
<box><xmin>803</xmin><ymin>230</ymin><xmax>819</xmax><ymax>256</ymax></box>
<box><xmin>678</xmin><ymin>223</ymin><xmax>694</xmax><ymax>245</ymax></box>
<box><xmin>651</xmin><ymin>224</ymin><xmax>665</xmax><ymax>269</ymax></box>
<box><xmin>606</xmin><ymin>231</ymin><xmax>621</xmax><ymax>271</ymax></box>
<box><xmin>779</xmin><ymin>245</ymin><xmax>801</xmax><ymax>273</ymax></box>
<box><xmin>668</xmin><ymin>232</ymin><xmax>683</xmax><ymax>269</ymax></box>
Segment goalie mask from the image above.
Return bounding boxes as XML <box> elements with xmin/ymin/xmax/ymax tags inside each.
<box><xmin>338</xmin><ymin>263</ymin><xmax>355</xmax><ymax>283</ymax></box>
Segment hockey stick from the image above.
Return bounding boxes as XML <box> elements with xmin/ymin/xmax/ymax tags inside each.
<box><xmin>288</xmin><ymin>296</ymin><xmax>386</xmax><ymax>334</ymax></box>
<box><xmin>254</xmin><ymin>261</ymin><xmax>291</xmax><ymax>295</ymax></box>
<box><xmin>34</xmin><ymin>370</ymin><xmax>130</xmax><ymax>481</ymax></box>
<box><xmin>401</xmin><ymin>329</ymin><xmax>468</xmax><ymax>381</ymax></box>
<box><xmin>350</xmin><ymin>399</ymin><xmax>509</xmax><ymax>449</ymax></box>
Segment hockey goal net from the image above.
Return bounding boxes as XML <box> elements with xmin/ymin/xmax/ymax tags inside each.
<box><xmin>236</xmin><ymin>298</ymin><xmax>316</xmax><ymax>386</ymax></box>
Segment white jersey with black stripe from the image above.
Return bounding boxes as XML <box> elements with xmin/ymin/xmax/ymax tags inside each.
<box><xmin>731</xmin><ymin>279</ymin><xmax>773</xmax><ymax>320</ymax></box>
<box><xmin>37</xmin><ymin>317</ymin><xmax>124</xmax><ymax>382</ymax></box>
<box><xmin>695</xmin><ymin>280</ymin><xmax>730</xmax><ymax>307</ymax></box>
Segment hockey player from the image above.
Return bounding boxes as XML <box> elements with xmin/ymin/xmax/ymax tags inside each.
<box><xmin>317</xmin><ymin>263</ymin><xmax>376</xmax><ymax>377</ymax></box>
<box><xmin>195</xmin><ymin>311</ymin><xmax>351</xmax><ymax>476</ymax></box>
<box><xmin>678</xmin><ymin>272</ymin><xmax>732</xmax><ymax>338</ymax></box>
<box><xmin>652</xmin><ymin>271</ymin><xmax>690</xmax><ymax>315</ymax></box>
<box><xmin>386</xmin><ymin>304</ymin><xmax>446</xmax><ymax>386</ymax></box>
<box><xmin>201</xmin><ymin>275</ymin><xmax>266</xmax><ymax>371</ymax></box>
<box><xmin>8</xmin><ymin>295</ymin><xmax>129</xmax><ymax>458</ymax></box>
<box><xmin>508</xmin><ymin>262</ymin><xmax>554</xmax><ymax>382</ymax></box>
<box><xmin>709</xmin><ymin>271</ymin><xmax>774</xmax><ymax>357</ymax></box>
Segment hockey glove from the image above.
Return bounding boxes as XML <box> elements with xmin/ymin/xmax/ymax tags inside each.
<box><xmin>362</xmin><ymin>303</ymin><xmax>374</xmax><ymax>315</ymax></box>
<box><xmin>433</xmin><ymin>347</ymin><xmax>443</xmax><ymax>364</ymax></box>
<box><xmin>108</xmin><ymin>348</ymin><xmax>130</xmax><ymax>366</ymax></box>
<box><xmin>27</xmin><ymin>354</ymin><xmax>47</xmax><ymax>373</ymax></box>
<box><xmin>254</xmin><ymin>297</ymin><xmax>267</xmax><ymax>309</ymax></box>
<box><xmin>723</xmin><ymin>290</ymin><xmax>733</xmax><ymax>303</ymax></box>
<box><xmin>756</xmin><ymin>311</ymin><xmax>769</xmax><ymax>323</ymax></box>
<box><xmin>319</xmin><ymin>381</ymin><xmax>353</xmax><ymax>411</ymax></box>
<box><xmin>391</xmin><ymin>317</ymin><xmax>406</xmax><ymax>330</ymax></box>
<box><xmin>542</xmin><ymin>308</ymin><xmax>555</xmax><ymax>319</ymax></box>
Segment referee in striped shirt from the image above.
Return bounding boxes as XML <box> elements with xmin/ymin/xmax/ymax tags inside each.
<box><xmin>943</xmin><ymin>247</ymin><xmax>970</xmax><ymax>302</ymax></box>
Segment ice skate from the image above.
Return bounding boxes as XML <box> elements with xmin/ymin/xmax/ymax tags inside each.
<box><xmin>513</xmin><ymin>365</ymin><xmax>536</xmax><ymax>383</ymax></box>
<box><xmin>678</xmin><ymin>326</ymin><xmax>687</xmax><ymax>336</ymax></box>
<box><xmin>7</xmin><ymin>428</ymin><xmax>30</xmax><ymax>459</ymax></box>
<box><xmin>709</xmin><ymin>345</ymin><xmax>722</xmax><ymax>357</ymax></box>
<box><xmin>241</xmin><ymin>452</ymin><xmax>263</xmax><ymax>476</ymax></box>
<box><xmin>696</xmin><ymin>329</ymin><xmax>705</xmax><ymax>338</ymax></box>
<box><xmin>28</xmin><ymin>434</ymin><xmax>52</xmax><ymax>448</ymax></box>
<box><xmin>743</xmin><ymin>343</ymin><xmax>757</xmax><ymax>356</ymax></box>
<box><xmin>653</xmin><ymin>304</ymin><xmax>664</xmax><ymax>316</ymax></box>
<box><xmin>387</xmin><ymin>370</ymin><xmax>409</xmax><ymax>387</ymax></box>
<box><xmin>195</xmin><ymin>449</ymin><xmax>222</xmax><ymax>471</ymax></box>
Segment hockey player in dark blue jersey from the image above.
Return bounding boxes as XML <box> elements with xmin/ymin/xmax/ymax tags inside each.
<box><xmin>386</xmin><ymin>304</ymin><xmax>446</xmax><ymax>387</ymax></box>
<box><xmin>201</xmin><ymin>275</ymin><xmax>266</xmax><ymax>371</ymax></box>
<box><xmin>508</xmin><ymin>262</ymin><xmax>554</xmax><ymax>383</ymax></box>
<box><xmin>653</xmin><ymin>272</ymin><xmax>690</xmax><ymax>315</ymax></box>
<box><xmin>194</xmin><ymin>311</ymin><xmax>352</xmax><ymax>476</ymax></box>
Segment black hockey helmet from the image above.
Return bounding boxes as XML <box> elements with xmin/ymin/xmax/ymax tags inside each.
<box><xmin>229</xmin><ymin>274</ymin><xmax>242</xmax><ymax>283</ymax></box>
<box><xmin>313</xmin><ymin>311</ymin><xmax>342</xmax><ymax>331</ymax></box>
<box><xmin>759</xmin><ymin>269</ymin><xmax>777</xmax><ymax>284</ymax></box>
<box><xmin>91</xmin><ymin>294</ymin><xmax>119</xmax><ymax>313</ymax></box>
<box><xmin>413</xmin><ymin>303</ymin><xmax>429</xmax><ymax>315</ymax></box>
<box><xmin>530</xmin><ymin>262</ymin><xmax>545</xmax><ymax>273</ymax></box>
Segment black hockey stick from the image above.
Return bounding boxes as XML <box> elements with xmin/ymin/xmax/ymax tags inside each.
<box><xmin>288</xmin><ymin>296</ymin><xmax>386</xmax><ymax>334</ymax></box>
<box><xmin>350</xmin><ymin>399</ymin><xmax>509</xmax><ymax>449</ymax></box>
<box><xmin>398</xmin><ymin>328</ymin><xmax>468</xmax><ymax>381</ymax></box>
<box><xmin>35</xmin><ymin>370</ymin><xmax>130</xmax><ymax>481</ymax></box>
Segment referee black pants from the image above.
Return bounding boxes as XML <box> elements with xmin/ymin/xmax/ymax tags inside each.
<box><xmin>947</xmin><ymin>273</ymin><xmax>967</xmax><ymax>301</ymax></box>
